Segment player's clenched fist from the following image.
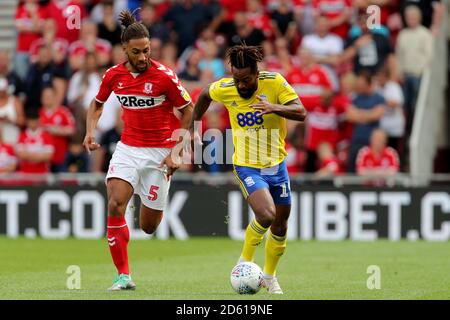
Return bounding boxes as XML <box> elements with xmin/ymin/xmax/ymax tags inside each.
<box><xmin>83</xmin><ymin>135</ymin><xmax>101</xmax><ymax>154</ymax></box>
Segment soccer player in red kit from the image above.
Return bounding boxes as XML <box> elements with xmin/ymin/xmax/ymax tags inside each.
<box><xmin>83</xmin><ymin>10</ymin><xmax>193</xmax><ymax>291</ymax></box>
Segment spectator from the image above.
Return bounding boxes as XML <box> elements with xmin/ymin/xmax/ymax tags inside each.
<box><xmin>63</xmin><ymin>143</ymin><xmax>90</xmax><ymax>173</ymax></box>
<box><xmin>140</xmin><ymin>2</ymin><xmax>171</xmax><ymax>43</ymax></box>
<box><xmin>269</xmin><ymin>0</ymin><xmax>297</xmax><ymax>42</ymax></box>
<box><xmin>375</xmin><ymin>66</ymin><xmax>405</xmax><ymax>152</ymax></box>
<box><xmin>67</xmin><ymin>52</ymin><xmax>101</xmax><ymax>137</ymax></box>
<box><xmin>0</xmin><ymin>125</ymin><xmax>18</xmax><ymax>174</ymax></box>
<box><xmin>356</xmin><ymin>128</ymin><xmax>400</xmax><ymax>177</ymax></box>
<box><xmin>68</xmin><ymin>21</ymin><xmax>112</xmax><ymax>72</ymax></box>
<box><xmin>287</xmin><ymin>48</ymin><xmax>335</xmax><ymax>172</ymax></box>
<box><xmin>396</xmin><ymin>5</ymin><xmax>433</xmax><ymax>135</ymax></box>
<box><xmin>39</xmin><ymin>86</ymin><xmax>76</xmax><ymax>172</ymax></box>
<box><xmin>301</xmin><ymin>15</ymin><xmax>344</xmax><ymax>91</ymax></box>
<box><xmin>312</xmin><ymin>0</ymin><xmax>352</xmax><ymax>39</ymax></box>
<box><xmin>0</xmin><ymin>50</ymin><xmax>25</xmax><ymax>100</ymax></box>
<box><xmin>44</xmin><ymin>0</ymin><xmax>87</xmax><ymax>44</ymax></box>
<box><xmin>179</xmin><ymin>48</ymin><xmax>202</xmax><ymax>82</ymax></box>
<box><xmin>94</xmin><ymin>109</ymin><xmax>123</xmax><ymax>173</ymax></box>
<box><xmin>287</xmin><ymin>48</ymin><xmax>333</xmax><ymax>112</ymax></box>
<box><xmin>111</xmin><ymin>44</ymin><xmax>127</xmax><ymax>66</ymax></box>
<box><xmin>246</xmin><ymin>0</ymin><xmax>273</xmax><ymax>39</ymax></box>
<box><xmin>163</xmin><ymin>0</ymin><xmax>214</xmax><ymax>55</ymax></box>
<box><xmin>89</xmin><ymin>0</ymin><xmax>127</xmax><ymax>24</ymax></box>
<box><xmin>150</xmin><ymin>38</ymin><xmax>163</xmax><ymax>61</ymax></box>
<box><xmin>0</xmin><ymin>78</ymin><xmax>25</xmax><ymax>145</ymax></box>
<box><xmin>29</xmin><ymin>18</ymin><xmax>69</xmax><ymax>67</ymax></box>
<box><xmin>160</xmin><ymin>42</ymin><xmax>179</xmax><ymax>72</ymax></box>
<box><xmin>335</xmin><ymin>72</ymin><xmax>355</xmax><ymax>168</ymax></box>
<box><xmin>199</xmin><ymin>40</ymin><xmax>225</xmax><ymax>79</ymax></box>
<box><xmin>24</xmin><ymin>45</ymin><xmax>67</xmax><ymax>114</ymax></box>
<box><xmin>315</xmin><ymin>142</ymin><xmax>341</xmax><ymax>177</ymax></box>
<box><xmin>228</xmin><ymin>11</ymin><xmax>266</xmax><ymax>47</ymax></box>
<box><xmin>14</xmin><ymin>0</ymin><xmax>47</xmax><ymax>81</ymax></box>
<box><xmin>16</xmin><ymin>110</ymin><xmax>54</xmax><ymax>174</ymax></box>
<box><xmin>346</xmin><ymin>71</ymin><xmax>385</xmax><ymax>172</ymax></box>
<box><xmin>400</xmin><ymin>0</ymin><xmax>444</xmax><ymax>35</ymax></box>
<box><xmin>97</xmin><ymin>0</ymin><xmax>122</xmax><ymax>46</ymax></box>
<box><xmin>343</xmin><ymin>13</ymin><xmax>394</xmax><ymax>76</ymax></box>
<box><xmin>292</xmin><ymin>0</ymin><xmax>316</xmax><ymax>36</ymax></box>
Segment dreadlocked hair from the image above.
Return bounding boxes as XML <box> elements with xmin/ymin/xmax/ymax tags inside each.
<box><xmin>118</xmin><ymin>9</ymin><xmax>150</xmax><ymax>43</ymax></box>
<box><xmin>226</xmin><ymin>44</ymin><xmax>263</xmax><ymax>72</ymax></box>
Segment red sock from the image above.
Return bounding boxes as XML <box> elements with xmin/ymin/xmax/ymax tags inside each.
<box><xmin>107</xmin><ymin>216</ymin><xmax>130</xmax><ymax>275</ymax></box>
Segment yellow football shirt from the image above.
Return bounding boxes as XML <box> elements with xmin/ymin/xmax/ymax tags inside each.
<box><xmin>209</xmin><ymin>71</ymin><xmax>299</xmax><ymax>168</ymax></box>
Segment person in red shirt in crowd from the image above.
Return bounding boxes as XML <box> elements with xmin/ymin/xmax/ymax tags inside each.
<box><xmin>69</xmin><ymin>20</ymin><xmax>112</xmax><ymax>71</ymax></box>
<box><xmin>0</xmin><ymin>125</ymin><xmax>17</xmax><ymax>174</ymax></box>
<box><xmin>315</xmin><ymin>142</ymin><xmax>341</xmax><ymax>178</ymax></box>
<box><xmin>39</xmin><ymin>86</ymin><xmax>76</xmax><ymax>172</ymax></box>
<box><xmin>312</xmin><ymin>0</ymin><xmax>352</xmax><ymax>39</ymax></box>
<box><xmin>287</xmin><ymin>47</ymin><xmax>333</xmax><ymax>172</ymax></box>
<box><xmin>16</xmin><ymin>110</ymin><xmax>54</xmax><ymax>174</ymax></box>
<box><xmin>287</xmin><ymin>47</ymin><xmax>333</xmax><ymax>112</ymax></box>
<box><xmin>335</xmin><ymin>72</ymin><xmax>355</xmax><ymax>168</ymax></box>
<box><xmin>246</xmin><ymin>0</ymin><xmax>274</xmax><ymax>39</ymax></box>
<box><xmin>304</xmin><ymin>91</ymin><xmax>347</xmax><ymax>172</ymax></box>
<box><xmin>356</xmin><ymin>128</ymin><xmax>400</xmax><ymax>177</ymax></box>
<box><xmin>14</xmin><ymin>0</ymin><xmax>48</xmax><ymax>80</ymax></box>
<box><xmin>44</xmin><ymin>0</ymin><xmax>87</xmax><ymax>44</ymax></box>
<box><xmin>29</xmin><ymin>18</ymin><xmax>69</xmax><ymax>66</ymax></box>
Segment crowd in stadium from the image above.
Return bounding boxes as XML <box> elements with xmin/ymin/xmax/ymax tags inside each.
<box><xmin>0</xmin><ymin>0</ymin><xmax>444</xmax><ymax>178</ymax></box>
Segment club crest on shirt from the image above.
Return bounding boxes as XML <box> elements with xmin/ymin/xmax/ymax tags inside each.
<box><xmin>144</xmin><ymin>83</ymin><xmax>153</xmax><ymax>94</ymax></box>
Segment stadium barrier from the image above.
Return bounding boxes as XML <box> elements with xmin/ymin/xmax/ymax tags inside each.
<box><xmin>0</xmin><ymin>173</ymin><xmax>449</xmax><ymax>241</ymax></box>
<box><xmin>409</xmin><ymin>2</ymin><xmax>449</xmax><ymax>182</ymax></box>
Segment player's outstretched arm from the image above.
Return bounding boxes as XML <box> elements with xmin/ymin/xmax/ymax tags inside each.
<box><xmin>190</xmin><ymin>85</ymin><xmax>213</xmax><ymax>130</ymax></box>
<box><xmin>161</xmin><ymin>103</ymin><xmax>194</xmax><ymax>179</ymax></box>
<box><xmin>83</xmin><ymin>99</ymin><xmax>104</xmax><ymax>154</ymax></box>
<box><xmin>251</xmin><ymin>96</ymin><xmax>307</xmax><ymax>122</ymax></box>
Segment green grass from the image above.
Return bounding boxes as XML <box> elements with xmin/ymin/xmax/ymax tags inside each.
<box><xmin>0</xmin><ymin>237</ymin><xmax>449</xmax><ymax>300</ymax></box>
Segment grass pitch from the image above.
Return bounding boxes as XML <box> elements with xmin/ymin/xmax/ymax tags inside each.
<box><xmin>0</xmin><ymin>237</ymin><xmax>449</xmax><ymax>300</ymax></box>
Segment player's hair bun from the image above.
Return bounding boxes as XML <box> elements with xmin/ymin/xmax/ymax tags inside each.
<box><xmin>118</xmin><ymin>9</ymin><xmax>137</xmax><ymax>29</ymax></box>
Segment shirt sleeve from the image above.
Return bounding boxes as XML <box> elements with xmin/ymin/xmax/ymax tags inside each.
<box><xmin>276</xmin><ymin>73</ymin><xmax>300</xmax><ymax>105</ymax></box>
<box><xmin>164</xmin><ymin>71</ymin><xmax>192</xmax><ymax>109</ymax></box>
<box><xmin>386</xmin><ymin>147</ymin><xmax>400</xmax><ymax>171</ymax></box>
<box><xmin>95</xmin><ymin>68</ymin><xmax>114</xmax><ymax>104</ymax></box>
<box><xmin>208</xmin><ymin>80</ymin><xmax>222</xmax><ymax>103</ymax></box>
<box><xmin>62</xmin><ymin>108</ymin><xmax>76</xmax><ymax>128</ymax></box>
<box><xmin>356</xmin><ymin>147</ymin><xmax>369</xmax><ymax>173</ymax></box>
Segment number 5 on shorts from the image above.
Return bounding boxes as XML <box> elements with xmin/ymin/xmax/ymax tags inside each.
<box><xmin>148</xmin><ymin>185</ymin><xmax>159</xmax><ymax>201</ymax></box>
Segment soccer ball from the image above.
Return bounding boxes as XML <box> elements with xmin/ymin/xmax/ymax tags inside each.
<box><xmin>230</xmin><ymin>262</ymin><xmax>264</xmax><ymax>294</ymax></box>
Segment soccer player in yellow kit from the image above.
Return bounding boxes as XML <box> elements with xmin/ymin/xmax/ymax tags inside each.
<box><xmin>190</xmin><ymin>44</ymin><xmax>306</xmax><ymax>294</ymax></box>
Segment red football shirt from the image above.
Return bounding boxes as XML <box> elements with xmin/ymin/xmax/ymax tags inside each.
<box><xmin>286</xmin><ymin>65</ymin><xmax>332</xmax><ymax>112</ymax></box>
<box><xmin>0</xmin><ymin>143</ymin><xmax>17</xmax><ymax>171</ymax></box>
<box><xmin>16</xmin><ymin>129</ymin><xmax>54</xmax><ymax>173</ymax></box>
<box><xmin>305</xmin><ymin>96</ymin><xmax>347</xmax><ymax>151</ymax></box>
<box><xmin>39</xmin><ymin>106</ymin><xmax>75</xmax><ymax>165</ymax></box>
<box><xmin>95</xmin><ymin>59</ymin><xmax>192</xmax><ymax>148</ymax></box>
<box><xmin>312</xmin><ymin>0</ymin><xmax>352</xmax><ymax>38</ymax></box>
<box><xmin>356</xmin><ymin>146</ymin><xmax>400</xmax><ymax>173</ymax></box>
<box><xmin>319</xmin><ymin>156</ymin><xmax>341</xmax><ymax>174</ymax></box>
<box><xmin>15</xmin><ymin>3</ymin><xmax>48</xmax><ymax>52</ymax></box>
<box><xmin>44</xmin><ymin>0</ymin><xmax>87</xmax><ymax>43</ymax></box>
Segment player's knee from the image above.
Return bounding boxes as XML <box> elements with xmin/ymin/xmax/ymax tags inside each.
<box><xmin>108</xmin><ymin>199</ymin><xmax>126</xmax><ymax>216</ymax></box>
<box><xmin>258</xmin><ymin>207</ymin><xmax>276</xmax><ymax>227</ymax></box>
<box><xmin>271</xmin><ymin>223</ymin><xmax>288</xmax><ymax>237</ymax></box>
<box><xmin>141</xmin><ymin>223</ymin><xmax>158</xmax><ymax>235</ymax></box>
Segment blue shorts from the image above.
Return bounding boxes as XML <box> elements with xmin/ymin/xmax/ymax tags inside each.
<box><xmin>233</xmin><ymin>160</ymin><xmax>291</xmax><ymax>205</ymax></box>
